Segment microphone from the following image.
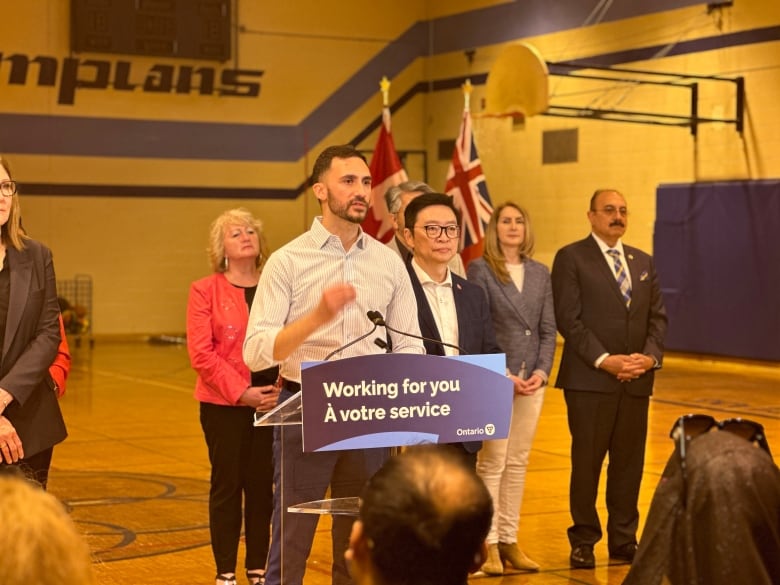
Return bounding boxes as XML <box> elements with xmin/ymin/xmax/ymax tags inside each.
<box><xmin>322</xmin><ymin>321</ymin><xmax>379</xmax><ymax>361</ymax></box>
<box><xmin>368</xmin><ymin>311</ymin><xmax>393</xmax><ymax>352</ymax></box>
<box><xmin>366</xmin><ymin>311</ymin><xmax>467</xmax><ymax>355</ymax></box>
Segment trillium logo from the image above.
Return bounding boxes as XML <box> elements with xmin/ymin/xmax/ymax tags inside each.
<box><xmin>484</xmin><ymin>423</ymin><xmax>496</xmax><ymax>436</ymax></box>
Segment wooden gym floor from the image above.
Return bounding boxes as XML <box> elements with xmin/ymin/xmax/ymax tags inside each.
<box><xmin>48</xmin><ymin>340</ymin><xmax>779</xmax><ymax>585</ymax></box>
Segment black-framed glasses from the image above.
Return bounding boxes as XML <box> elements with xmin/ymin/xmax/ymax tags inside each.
<box><xmin>670</xmin><ymin>414</ymin><xmax>772</xmax><ymax>505</ymax></box>
<box><xmin>417</xmin><ymin>224</ymin><xmax>460</xmax><ymax>239</ymax></box>
<box><xmin>0</xmin><ymin>180</ymin><xmax>17</xmax><ymax>198</ymax></box>
<box><xmin>592</xmin><ymin>205</ymin><xmax>628</xmax><ymax>217</ymax></box>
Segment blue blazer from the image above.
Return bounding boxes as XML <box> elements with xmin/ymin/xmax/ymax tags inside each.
<box><xmin>466</xmin><ymin>258</ymin><xmax>556</xmax><ymax>381</ymax></box>
<box><xmin>405</xmin><ymin>260</ymin><xmax>502</xmax><ymax>453</ymax></box>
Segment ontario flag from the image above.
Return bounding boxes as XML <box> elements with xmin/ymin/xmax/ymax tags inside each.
<box><xmin>445</xmin><ymin>109</ymin><xmax>494</xmax><ymax>268</ymax></box>
<box><xmin>364</xmin><ymin>107</ymin><xmax>408</xmax><ymax>243</ymax></box>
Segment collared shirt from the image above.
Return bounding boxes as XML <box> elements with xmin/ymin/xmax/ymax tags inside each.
<box><xmin>410</xmin><ymin>259</ymin><xmax>460</xmax><ymax>356</ymax></box>
<box><xmin>591</xmin><ymin>233</ymin><xmax>633</xmax><ymax>289</ymax></box>
<box><xmin>243</xmin><ymin>217</ymin><xmax>424</xmax><ymax>382</ymax></box>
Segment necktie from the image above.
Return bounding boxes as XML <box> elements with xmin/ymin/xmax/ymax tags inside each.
<box><xmin>606</xmin><ymin>249</ymin><xmax>631</xmax><ymax>308</ymax></box>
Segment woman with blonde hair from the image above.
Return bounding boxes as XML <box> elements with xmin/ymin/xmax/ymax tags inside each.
<box><xmin>467</xmin><ymin>202</ymin><xmax>556</xmax><ymax>575</ymax></box>
<box><xmin>0</xmin><ymin>157</ymin><xmax>66</xmax><ymax>489</ymax></box>
<box><xmin>187</xmin><ymin>208</ymin><xmax>280</xmax><ymax>585</ymax></box>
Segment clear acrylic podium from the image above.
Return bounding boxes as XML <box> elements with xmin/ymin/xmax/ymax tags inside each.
<box><xmin>254</xmin><ymin>391</ymin><xmax>360</xmax><ymax>514</ymax></box>
<box><xmin>254</xmin><ymin>390</ymin><xmax>362</xmax><ymax>585</ymax></box>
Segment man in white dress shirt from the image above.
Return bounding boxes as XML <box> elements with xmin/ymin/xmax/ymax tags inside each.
<box><xmin>243</xmin><ymin>145</ymin><xmax>424</xmax><ymax>585</ymax></box>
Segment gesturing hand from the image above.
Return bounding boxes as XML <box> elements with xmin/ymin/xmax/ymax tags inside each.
<box><xmin>316</xmin><ymin>283</ymin><xmax>357</xmax><ymax>323</ymax></box>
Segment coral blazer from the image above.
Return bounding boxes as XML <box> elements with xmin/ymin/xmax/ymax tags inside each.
<box><xmin>186</xmin><ymin>273</ymin><xmax>254</xmax><ymax>406</ymax></box>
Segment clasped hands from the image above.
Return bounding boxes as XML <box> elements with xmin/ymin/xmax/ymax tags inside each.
<box><xmin>601</xmin><ymin>353</ymin><xmax>654</xmax><ymax>382</ymax></box>
<box><xmin>509</xmin><ymin>373</ymin><xmax>544</xmax><ymax>396</ymax></box>
<box><xmin>240</xmin><ymin>384</ymin><xmax>282</xmax><ymax>412</ymax></box>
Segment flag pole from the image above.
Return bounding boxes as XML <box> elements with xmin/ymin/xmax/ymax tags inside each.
<box><xmin>380</xmin><ymin>75</ymin><xmax>390</xmax><ymax>108</ymax></box>
<box><xmin>462</xmin><ymin>78</ymin><xmax>473</xmax><ymax>113</ymax></box>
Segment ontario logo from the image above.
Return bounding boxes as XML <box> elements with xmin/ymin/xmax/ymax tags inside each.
<box><xmin>457</xmin><ymin>424</ymin><xmax>496</xmax><ymax>437</ymax></box>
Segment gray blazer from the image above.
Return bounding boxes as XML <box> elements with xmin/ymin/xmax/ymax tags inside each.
<box><xmin>467</xmin><ymin>258</ymin><xmax>556</xmax><ymax>380</ymax></box>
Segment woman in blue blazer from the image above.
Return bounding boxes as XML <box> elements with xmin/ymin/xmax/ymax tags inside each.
<box><xmin>467</xmin><ymin>202</ymin><xmax>556</xmax><ymax>575</ymax></box>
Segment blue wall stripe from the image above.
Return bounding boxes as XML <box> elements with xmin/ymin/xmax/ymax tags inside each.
<box><xmin>1</xmin><ymin>1</ymin><xmax>734</xmax><ymax>163</ymax></box>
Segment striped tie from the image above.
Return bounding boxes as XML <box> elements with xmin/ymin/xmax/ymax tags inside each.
<box><xmin>607</xmin><ymin>249</ymin><xmax>631</xmax><ymax>308</ymax></box>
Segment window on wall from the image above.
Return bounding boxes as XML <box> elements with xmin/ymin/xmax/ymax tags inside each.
<box><xmin>71</xmin><ymin>0</ymin><xmax>232</xmax><ymax>62</ymax></box>
<box><xmin>542</xmin><ymin>128</ymin><xmax>578</xmax><ymax>165</ymax></box>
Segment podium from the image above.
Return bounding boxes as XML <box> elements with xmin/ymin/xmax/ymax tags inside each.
<box><xmin>254</xmin><ymin>352</ymin><xmax>512</xmax><ymax>583</ymax></box>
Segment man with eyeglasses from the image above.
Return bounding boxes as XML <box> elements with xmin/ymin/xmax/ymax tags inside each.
<box><xmin>551</xmin><ymin>188</ymin><xmax>668</xmax><ymax>569</ymax></box>
<box><xmin>384</xmin><ymin>181</ymin><xmax>466</xmax><ymax>277</ymax></box>
<box><xmin>401</xmin><ymin>192</ymin><xmax>502</xmax><ymax>468</ymax></box>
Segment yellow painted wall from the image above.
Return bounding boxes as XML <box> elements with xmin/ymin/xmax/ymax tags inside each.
<box><xmin>4</xmin><ymin>0</ymin><xmax>780</xmax><ymax>334</ymax></box>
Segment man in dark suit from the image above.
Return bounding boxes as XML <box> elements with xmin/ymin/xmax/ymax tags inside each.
<box><xmin>402</xmin><ymin>192</ymin><xmax>502</xmax><ymax>466</ymax></box>
<box><xmin>551</xmin><ymin>189</ymin><xmax>667</xmax><ymax>569</ymax></box>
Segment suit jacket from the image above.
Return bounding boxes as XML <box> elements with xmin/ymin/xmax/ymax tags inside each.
<box><xmin>388</xmin><ymin>235</ymin><xmax>466</xmax><ymax>278</ymax></box>
<box><xmin>551</xmin><ymin>235</ymin><xmax>667</xmax><ymax>396</ymax></box>
<box><xmin>466</xmin><ymin>258</ymin><xmax>556</xmax><ymax>380</ymax></box>
<box><xmin>2</xmin><ymin>240</ymin><xmax>66</xmax><ymax>458</ymax></box>
<box><xmin>187</xmin><ymin>272</ymin><xmax>257</xmax><ymax>405</ymax></box>
<box><xmin>405</xmin><ymin>260</ymin><xmax>502</xmax><ymax>453</ymax></box>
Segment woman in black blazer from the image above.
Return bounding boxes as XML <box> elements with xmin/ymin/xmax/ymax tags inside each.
<box><xmin>467</xmin><ymin>202</ymin><xmax>556</xmax><ymax>575</ymax></box>
<box><xmin>0</xmin><ymin>156</ymin><xmax>66</xmax><ymax>489</ymax></box>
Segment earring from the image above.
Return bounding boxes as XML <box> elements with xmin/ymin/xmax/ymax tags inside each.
<box><xmin>224</xmin><ymin>257</ymin><xmax>229</xmax><ymax>269</ymax></box>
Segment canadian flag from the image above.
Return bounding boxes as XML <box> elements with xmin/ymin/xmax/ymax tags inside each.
<box><xmin>363</xmin><ymin>107</ymin><xmax>408</xmax><ymax>243</ymax></box>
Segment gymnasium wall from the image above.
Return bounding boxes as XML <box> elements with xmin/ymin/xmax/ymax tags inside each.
<box><xmin>2</xmin><ymin>0</ymin><xmax>779</xmax><ymax>336</ymax></box>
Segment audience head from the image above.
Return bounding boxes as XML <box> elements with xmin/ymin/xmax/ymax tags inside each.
<box><xmin>208</xmin><ymin>207</ymin><xmax>268</xmax><ymax>273</ymax></box>
<box><xmin>0</xmin><ymin>156</ymin><xmax>29</xmax><ymax>251</ymax></box>
<box><xmin>625</xmin><ymin>429</ymin><xmax>780</xmax><ymax>585</ymax></box>
<box><xmin>0</xmin><ymin>470</ymin><xmax>96</xmax><ymax>585</ymax></box>
<box><xmin>346</xmin><ymin>445</ymin><xmax>492</xmax><ymax>585</ymax></box>
<box><xmin>384</xmin><ymin>181</ymin><xmax>435</xmax><ymax>239</ymax></box>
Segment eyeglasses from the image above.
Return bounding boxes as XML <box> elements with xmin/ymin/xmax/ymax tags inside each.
<box><xmin>670</xmin><ymin>414</ymin><xmax>772</xmax><ymax>504</ymax></box>
<box><xmin>0</xmin><ymin>181</ymin><xmax>17</xmax><ymax>198</ymax></box>
<box><xmin>416</xmin><ymin>224</ymin><xmax>460</xmax><ymax>239</ymax></box>
<box><xmin>592</xmin><ymin>205</ymin><xmax>628</xmax><ymax>217</ymax></box>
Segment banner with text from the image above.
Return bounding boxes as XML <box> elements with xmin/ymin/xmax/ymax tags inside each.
<box><xmin>300</xmin><ymin>353</ymin><xmax>512</xmax><ymax>452</ymax></box>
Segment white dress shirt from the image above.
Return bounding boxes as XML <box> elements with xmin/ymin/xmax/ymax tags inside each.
<box><xmin>243</xmin><ymin>217</ymin><xmax>424</xmax><ymax>382</ymax></box>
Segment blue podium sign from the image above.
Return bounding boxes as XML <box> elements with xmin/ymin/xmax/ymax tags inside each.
<box><xmin>300</xmin><ymin>353</ymin><xmax>512</xmax><ymax>452</ymax></box>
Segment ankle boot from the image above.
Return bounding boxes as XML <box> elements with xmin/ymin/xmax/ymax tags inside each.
<box><xmin>498</xmin><ymin>542</ymin><xmax>540</xmax><ymax>571</ymax></box>
<box><xmin>481</xmin><ymin>543</ymin><xmax>504</xmax><ymax>575</ymax></box>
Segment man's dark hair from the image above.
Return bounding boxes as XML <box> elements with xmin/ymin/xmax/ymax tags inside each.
<box><xmin>403</xmin><ymin>192</ymin><xmax>458</xmax><ymax>232</ymax></box>
<box><xmin>310</xmin><ymin>145</ymin><xmax>367</xmax><ymax>186</ymax></box>
<box><xmin>359</xmin><ymin>445</ymin><xmax>492</xmax><ymax>585</ymax></box>
<box><xmin>589</xmin><ymin>188</ymin><xmax>622</xmax><ymax>211</ymax></box>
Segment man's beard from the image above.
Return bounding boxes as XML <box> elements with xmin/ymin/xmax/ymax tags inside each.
<box><xmin>327</xmin><ymin>189</ymin><xmax>368</xmax><ymax>224</ymax></box>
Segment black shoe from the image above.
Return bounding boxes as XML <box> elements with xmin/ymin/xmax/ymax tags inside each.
<box><xmin>609</xmin><ymin>542</ymin><xmax>637</xmax><ymax>563</ymax></box>
<box><xmin>570</xmin><ymin>544</ymin><xmax>595</xmax><ymax>569</ymax></box>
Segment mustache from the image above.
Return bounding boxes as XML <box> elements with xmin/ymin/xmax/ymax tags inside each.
<box><xmin>350</xmin><ymin>196</ymin><xmax>368</xmax><ymax>205</ymax></box>
<box><xmin>610</xmin><ymin>220</ymin><xmax>625</xmax><ymax>227</ymax></box>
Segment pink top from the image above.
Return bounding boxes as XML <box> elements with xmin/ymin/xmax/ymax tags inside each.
<box><xmin>186</xmin><ymin>273</ymin><xmax>253</xmax><ymax>405</ymax></box>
